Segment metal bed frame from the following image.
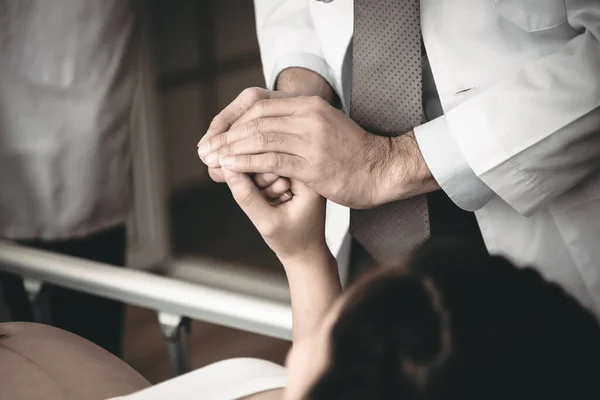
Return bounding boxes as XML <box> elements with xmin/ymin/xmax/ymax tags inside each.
<box><xmin>0</xmin><ymin>240</ymin><xmax>292</xmax><ymax>377</ymax></box>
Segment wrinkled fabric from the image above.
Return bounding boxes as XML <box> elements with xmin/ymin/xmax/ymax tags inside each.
<box><xmin>0</xmin><ymin>0</ymin><xmax>136</xmax><ymax>239</ymax></box>
<box><xmin>254</xmin><ymin>0</ymin><xmax>600</xmax><ymax>319</ymax></box>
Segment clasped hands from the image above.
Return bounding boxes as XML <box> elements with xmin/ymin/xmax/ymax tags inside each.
<box><xmin>198</xmin><ymin>87</ymin><xmax>404</xmax><ymax>210</ymax></box>
<box><xmin>197</xmin><ymin>86</ymin><xmax>437</xmax><ymax>261</ymax></box>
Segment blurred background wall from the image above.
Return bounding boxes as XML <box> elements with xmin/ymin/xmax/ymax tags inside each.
<box><xmin>153</xmin><ymin>0</ymin><xmax>264</xmax><ymax>191</ymax></box>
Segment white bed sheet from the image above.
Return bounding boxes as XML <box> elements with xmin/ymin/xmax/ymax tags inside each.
<box><xmin>109</xmin><ymin>358</ymin><xmax>287</xmax><ymax>400</ymax></box>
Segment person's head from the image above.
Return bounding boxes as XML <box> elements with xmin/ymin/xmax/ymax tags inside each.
<box><xmin>284</xmin><ymin>239</ymin><xmax>600</xmax><ymax>400</ymax></box>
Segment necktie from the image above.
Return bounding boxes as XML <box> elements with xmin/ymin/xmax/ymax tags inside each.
<box><xmin>349</xmin><ymin>0</ymin><xmax>430</xmax><ymax>266</ymax></box>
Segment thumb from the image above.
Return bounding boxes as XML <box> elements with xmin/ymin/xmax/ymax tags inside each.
<box><xmin>223</xmin><ymin>169</ymin><xmax>272</xmax><ymax>221</ymax></box>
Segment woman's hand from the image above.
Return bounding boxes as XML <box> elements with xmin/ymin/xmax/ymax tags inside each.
<box><xmin>222</xmin><ymin>168</ymin><xmax>328</xmax><ymax>263</ymax></box>
<box><xmin>224</xmin><ymin>168</ymin><xmax>340</xmax><ymax>343</ymax></box>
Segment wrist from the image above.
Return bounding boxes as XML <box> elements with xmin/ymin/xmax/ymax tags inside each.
<box><xmin>371</xmin><ymin>131</ymin><xmax>439</xmax><ymax>206</ymax></box>
<box><xmin>276</xmin><ymin>67</ymin><xmax>335</xmax><ymax>104</ymax></box>
<box><xmin>281</xmin><ymin>248</ymin><xmax>340</xmax><ymax>297</ymax></box>
<box><xmin>278</xmin><ymin>244</ymin><xmax>335</xmax><ymax>271</ymax></box>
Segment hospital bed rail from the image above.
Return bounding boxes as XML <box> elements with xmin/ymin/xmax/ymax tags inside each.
<box><xmin>0</xmin><ymin>240</ymin><xmax>292</xmax><ymax>376</ymax></box>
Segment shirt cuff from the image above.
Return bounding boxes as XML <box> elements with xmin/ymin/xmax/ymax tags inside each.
<box><xmin>266</xmin><ymin>52</ymin><xmax>338</xmax><ymax>95</ymax></box>
<box><xmin>445</xmin><ymin>97</ymin><xmax>550</xmax><ymax>216</ymax></box>
<box><xmin>414</xmin><ymin>115</ymin><xmax>496</xmax><ymax>211</ymax></box>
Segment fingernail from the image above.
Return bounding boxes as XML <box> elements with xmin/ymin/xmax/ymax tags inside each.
<box><xmin>220</xmin><ymin>156</ymin><xmax>234</xmax><ymax>167</ymax></box>
<box><xmin>197</xmin><ymin>143</ymin><xmax>210</xmax><ymax>158</ymax></box>
<box><xmin>282</xmin><ymin>192</ymin><xmax>292</xmax><ymax>200</ymax></box>
<box><xmin>204</xmin><ymin>152</ymin><xmax>219</xmax><ymax>166</ymax></box>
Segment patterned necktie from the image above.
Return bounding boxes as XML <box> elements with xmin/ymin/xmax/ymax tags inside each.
<box><xmin>349</xmin><ymin>0</ymin><xmax>430</xmax><ymax>266</ymax></box>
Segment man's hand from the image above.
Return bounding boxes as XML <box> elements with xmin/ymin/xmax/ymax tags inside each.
<box><xmin>198</xmin><ymin>67</ymin><xmax>335</xmax><ymax>202</ymax></box>
<box><xmin>198</xmin><ymin>88</ymin><xmax>294</xmax><ymax>202</ymax></box>
<box><xmin>199</xmin><ymin>96</ymin><xmax>440</xmax><ymax>208</ymax></box>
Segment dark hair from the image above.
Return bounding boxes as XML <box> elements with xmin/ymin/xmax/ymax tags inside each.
<box><xmin>306</xmin><ymin>239</ymin><xmax>600</xmax><ymax>399</ymax></box>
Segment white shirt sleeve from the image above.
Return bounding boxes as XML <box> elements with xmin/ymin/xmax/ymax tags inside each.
<box><xmin>414</xmin><ymin>116</ymin><xmax>497</xmax><ymax>211</ymax></box>
<box><xmin>254</xmin><ymin>0</ymin><xmax>337</xmax><ymax>91</ymax></box>
<box><xmin>444</xmin><ymin>1</ymin><xmax>600</xmax><ymax>216</ymax></box>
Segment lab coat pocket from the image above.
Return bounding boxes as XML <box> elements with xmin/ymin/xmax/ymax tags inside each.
<box><xmin>493</xmin><ymin>0</ymin><xmax>567</xmax><ymax>32</ymax></box>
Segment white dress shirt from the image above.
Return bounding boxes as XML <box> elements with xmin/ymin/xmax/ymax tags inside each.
<box><xmin>254</xmin><ymin>0</ymin><xmax>600</xmax><ymax>317</ymax></box>
<box><xmin>0</xmin><ymin>0</ymin><xmax>136</xmax><ymax>240</ymax></box>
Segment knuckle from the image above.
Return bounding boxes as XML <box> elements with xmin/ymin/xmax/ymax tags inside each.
<box><xmin>267</xmin><ymin>153</ymin><xmax>281</xmax><ymax>169</ymax></box>
<box><xmin>253</xmin><ymin>173</ymin><xmax>269</xmax><ymax>188</ymax></box>
<box><xmin>210</xmin><ymin>115</ymin><xmax>222</xmax><ymax>125</ymax></box>
<box><xmin>307</xmin><ymin>95</ymin><xmax>325</xmax><ymax>108</ymax></box>
<box><xmin>242</xmin><ymin>87</ymin><xmax>265</xmax><ymax>105</ymax></box>
<box><xmin>269</xmin><ymin>179</ymin><xmax>288</xmax><ymax>195</ymax></box>
<box><xmin>257</xmin><ymin>131</ymin><xmax>270</xmax><ymax>146</ymax></box>
<box><xmin>212</xmin><ymin>134</ymin><xmax>227</xmax><ymax>149</ymax></box>
<box><xmin>279</xmin><ymin>177</ymin><xmax>291</xmax><ymax>191</ymax></box>
<box><xmin>242</xmin><ymin>87</ymin><xmax>259</xmax><ymax>98</ymax></box>
<box><xmin>262</xmin><ymin>172</ymin><xmax>278</xmax><ymax>182</ymax></box>
<box><xmin>218</xmin><ymin>145</ymin><xmax>231</xmax><ymax>157</ymax></box>
<box><xmin>209</xmin><ymin>115</ymin><xmax>226</xmax><ymax>130</ymax></box>
<box><xmin>271</xmin><ymin>119</ymin><xmax>287</xmax><ymax>143</ymax></box>
<box><xmin>263</xmin><ymin>186</ymin><xmax>279</xmax><ymax>199</ymax></box>
<box><xmin>247</xmin><ymin>118</ymin><xmax>263</xmax><ymax>134</ymax></box>
<box><xmin>253</xmin><ymin>99</ymin><xmax>268</xmax><ymax>113</ymax></box>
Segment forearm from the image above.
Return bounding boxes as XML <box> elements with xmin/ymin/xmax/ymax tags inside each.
<box><xmin>279</xmin><ymin>249</ymin><xmax>341</xmax><ymax>343</ymax></box>
<box><xmin>375</xmin><ymin>131</ymin><xmax>441</xmax><ymax>205</ymax></box>
<box><xmin>276</xmin><ymin>67</ymin><xmax>335</xmax><ymax>104</ymax></box>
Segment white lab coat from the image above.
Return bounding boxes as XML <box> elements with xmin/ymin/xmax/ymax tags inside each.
<box><xmin>254</xmin><ymin>0</ymin><xmax>600</xmax><ymax>316</ymax></box>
